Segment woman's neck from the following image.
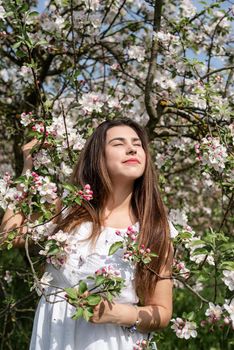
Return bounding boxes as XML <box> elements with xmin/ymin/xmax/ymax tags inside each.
<box><xmin>102</xmin><ymin>182</ymin><xmax>136</xmax><ymax>228</ymax></box>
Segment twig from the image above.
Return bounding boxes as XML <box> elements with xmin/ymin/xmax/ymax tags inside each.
<box><xmin>144</xmin><ymin>0</ymin><xmax>163</xmax><ymax>128</ymax></box>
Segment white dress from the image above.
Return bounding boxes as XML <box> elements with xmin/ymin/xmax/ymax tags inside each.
<box><xmin>30</xmin><ymin>221</ymin><xmax>177</xmax><ymax>350</ymax></box>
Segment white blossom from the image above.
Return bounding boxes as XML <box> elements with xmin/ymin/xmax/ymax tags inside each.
<box><xmin>193</xmin><ymin>281</ymin><xmax>204</xmax><ymax>292</ymax></box>
<box><xmin>79</xmin><ymin>92</ymin><xmax>107</xmax><ymax>114</ymax></box>
<box><xmin>34</xmin><ymin>176</ymin><xmax>57</xmax><ymax>204</ymax></box>
<box><xmin>30</xmin><ymin>221</ymin><xmax>57</xmax><ymax>242</ymax></box>
<box><xmin>187</xmin><ymin>237</ymin><xmax>215</xmax><ymax>266</ymax></box>
<box><xmin>205</xmin><ymin>302</ymin><xmax>223</xmax><ymax>322</ymax></box>
<box><xmin>0</xmin><ymin>179</ymin><xmax>22</xmax><ymax>210</ymax></box>
<box><xmin>33</xmin><ymin>272</ymin><xmax>53</xmax><ymax>296</ymax></box>
<box><xmin>126</xmin><ymin>45</ymin><xmax>145</xmax><ymax>62</ymax></box>
<box><xmin>171</xmin><ymin>318</ymin><xmax>197</xmax><ymax>339</ymax></box>
<box><xmin>41</xmin><ymin>15</ymin><xmax>65</xmax><ymax>32</ymax></box>
<box><xmin>180</xmin><ymin>0</ymin><xmax>196</xmax><ymax>18</ymax></box>
<box><xmin>33</xmin><ymin>149</ymin><xmax>52</xmax><ymax>169</ymax></box>
<box><xmin>83</xmin><ymin>0</ymin><xmax>100</xmax><ymax>11</ymax></box>
<box><xmin>60</xmin><ymin>162</ymin><xmax>73</xmax><ymax>177</ymax></box>
<box><xmin>4</xmin><ymin>270</ymin><xmax>13</xmax><ymax>284</ymax></box>
<box><xmin>19</xmin><ymin>65</ymin><xmax>33</xmax><ymax>83</ymax></box>
<box><xmin>169</xmin><ymin>209</ymin><xmax>188</xmax><ymax>227</ymax></box>
<box><xmin>190</xmin><ymin>253</ymin><xmax>215</xmax><ymax>266</ymax></box>
<box><xmin>223</xmin><ymin>299</ymin><xmax>234</xmax><ymax>328</ymax></box>
<box><xmin>0</xmin><ymin>4</ymin><xmax>5</xmax><ymax>20</ymax></box>
<box><xmin>20</xmin><ymin>112</ymin><xmax>34</xmax><ymax>126</ymax></box>
<box><xmin>196</xmin><ymin>137</ymin><xmax>228</xmax><ymax>172</ymax></box>
<box><xmin>222</xmin><ymin>270</ymin><xmax>234</xmax><ymax>291</ymax></box>
<box><xmin>153</xmin><ymin>31</ymin><xmax>179</xmax><ymax>45</ymax></box>
<box><xmin>50</xmin><ymin>230</ymin><xmax>69</xmax><ymax>243</ymax></box>
<box><xmin>154</xmin><ymin>71</ymin><xmax>177</xmax><ymax>90</ymax></box>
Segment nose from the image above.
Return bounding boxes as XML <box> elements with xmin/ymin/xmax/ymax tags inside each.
<box><xmin>126</xmin><ymin>145</ymin><xmax>137</xmax><ymax>155</ymax></box>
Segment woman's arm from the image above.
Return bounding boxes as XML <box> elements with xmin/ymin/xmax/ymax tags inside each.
<box><xmin>0</xmin><ymin>140</ymin><xmax>36</xmax><ymax>246</ymax></box>
<box><xmin>90</xmin><ymin>242</ymin><xmax>174</xmax><ymax>332</ymax></box>
<box><xmin>0</xmin><ymin>139</ymin><xmax>62</xmax><ymax>248</ymax></box>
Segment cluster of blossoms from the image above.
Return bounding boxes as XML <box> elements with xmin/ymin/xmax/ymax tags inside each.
<box><xmin>173</xmin><ymin>259</ymin><xmax>190</xmax><ymax>279</ymax></box>
<box><xmin>133</xmin><ymin>338</ymin><xmax>151</xmax><ymax>350</ymax></box>
<box><xmin>20</xmin><ymin>111</ymin><xmax>35</xmax><ymax>126</ymax></box>
<box><xmin>203</xmin><ymin>301</ymin><xmax>234</xmax><ymax>329</ymax></box>
<box><xmin>113</xmin><ymin>226</ymin><xmax>157</xmax><ymax>265</ymax></box>
<box><xmin>20</xmin><ymin>111</ymin><xmax>86</xmax><ymax>153</ymax></box>
<box><xmin>14</xmin><ymin>170</ymin><xmax>58</xmax><ymax>205</ymax></box>
<box><xmin>186</xmin><ymin>237</ymin><xmax>215</xmax><ymax>266</ymax></box>
<box><xmin>30</xmin><ymin>172</ymin><xmax>57</xmax><ymax>204</ymax></box>
<box><xmin>32</xmin><ymin>271</ymin><xmax>54</xmax><ymax>296</ymax></box>
<box><xmin>33</xmin><ymin>149</ymin><xmax>52</xmax><ymax>171</ymax></box>
<box><xmin>169</xmin><ymin>208</ymin><xmax>188</xmax><ymax>227</ymax></box>
<box><xmin>77</xmin><ymin>184</ymin><xmax>93</xmax><ymax>201</ymax></box>
<box><xmin>95</xmin><ymin>265</ymin><xmax>120</xmax><ymax>278</ymax></box>
<box><xmin>195</xmin><ymin>137</ymin><xmax>228</xmax><ymax>172</ymax></box>
<box><xmin>39</xmin><ymin>229</ymin><xmax>74</xmax><ymax>268</ymax></box>
<box><xmin>222</xmin><ymin>270</ymin><xmax>234</xmax><ymax>291</ymax></box>
<box><xmin>0</xmin><ymin>173</ymin><xmax>22</xmax><ymax>210</ymax></box>
<box><xmin>79</xmin><ymin>92</ymin><xmax>121</xmax><ymax>115</ymax></box>
<box><xmin>65</xmin><ymin>265</ymin><xmax>125</xmax><ymax>321</ymax></box>
<box><xmin>153</xmin><ymin>31</ymin><xmax>179</xmax><ymax>46</ymax></box>
<box><xmin>204</xmin><ymin>302</ymin><xmax>223</xmax><ymax>324</ymax></box>
<box><xmin>126</xmin><ymin>45</ymin><xmax>146</xmax><ymax>63</ymax></box>
<box><xmin>29</xmin><ymin>220</ymin><xmax>57</xmax><ymax>242</ymax></box>
<box><xmin>171</xmin><ymin>317</ymin><xmax>198</xmax><ymax>339</ymax></box>
<box><xmin>20</xmin><ymin>112</ymin><xmax>53</xmax><ymax>137</ymax></box>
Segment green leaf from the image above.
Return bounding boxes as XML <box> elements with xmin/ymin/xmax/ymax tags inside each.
<box><xmin>95</xmin><ymin>275</ymin><xmax>105</xmax><ymax>286</ymax></box>
<box><xmin>220</xmin><ymin>261</ymin><xmax>234</xmax><ymax>270</ymax></box>
<box><xmin>83</xmin><ymin>307</ymin><xmax>94</xmax><ymax>321</ymax></box>
<box><xmin>47</xmin><ymin>246</ymin><xmax>60</xmax><ymax>256</ymax></box>
<box><xmin>64</xmin><ymin>288</ymin><xmax>78</xmax><ymax>300</ymax></box>
<box><xmin>191</xmin><ymin>248</ymin><xmax>210</xmax><ymax>255</ymax></box>
<box><xmin>219</xmin><ymin>242</ymin><xmax>234</xmax><ymax>252</ymax></box>
<box><xmin>187</xmin><ymin>311</ymin><xmax>195</xmax><ymax>321</ymax></box>
<box><xmin>78</xmin><ymin>281</ymin><xmax>88</xmax><ymax>295</ymax></box>
<box><xmin>189</xmin><ymin>239</ymin><xmax>205</xmax><ymax>247</ymax></box>
<box><xmin>7</xmin><ymin>231</ymin><xmax>17</xmax><ymax>240</ymax></box>
<box><xmin>149</xmin><ymin>252</ymin><xmax>158</xmax><ymax>257</ymax></box>
<box><xmin>108</xmin><ymin>241</ymin><xmax>123</xmax><ymax>255</ymax></box>
<box><xmin>142</xmin><ymin>257</ymin><xmax>151</xmax><ymax>264</ymax></box>
<box><xmin>178</xmin><ymin>232</ymin><xmax>193</xmax><ymax>240</ymax></box>
<box><xmin>86</xmin><ymin>294</ymin><xmax>101</xmax><ymax>306</ymax></box>
<box><xmin>63</xmin><ymin>183</ymin><xmax>77</xmax><ymax>193</ymax></box>
<box><xmin>75</xmin><ymin>197</ymin><xmax>82</xmax><ymax>205</ymax></box>
<box><xmin>106</xmin><ymin>291</ymin><xmax>113</xmax><ymax>302</ymax></box>
<box><xmin>12</xmin><ymin>41</ymin><xmax>22</xmax><ymax>49</ymax></box>
<box><xmin>28</xmin><ymin>11</ymin><xmax>39</xmax><ymax>17</ymax></box>
<box><xmin>72</xmin><ymin>307</ymin><xmax>83</xmax><ymax>320</ymax></box>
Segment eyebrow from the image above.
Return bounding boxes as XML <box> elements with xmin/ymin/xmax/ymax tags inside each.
<box><xmin>108</xmin><ymin>137</ymin><xmax>141</xmax><ymax>144</ymax></box>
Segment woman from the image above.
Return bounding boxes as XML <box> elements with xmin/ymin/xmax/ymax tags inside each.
<box><xmin>1</xmin><ymin>118</ymin><xmax>176</xmax><ymax>349</ymax></box>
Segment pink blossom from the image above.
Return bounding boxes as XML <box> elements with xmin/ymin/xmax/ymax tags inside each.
<box><xmin>171</xmin><ymin>317</ymin><xmax>197</xmax><ymax>339</ymax></box>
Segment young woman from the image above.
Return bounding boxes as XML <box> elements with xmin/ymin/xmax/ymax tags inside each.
<box><xmin>1</xmin><ymin>118</ymin><xmax>177</xmax><ymax>350</ymax></box>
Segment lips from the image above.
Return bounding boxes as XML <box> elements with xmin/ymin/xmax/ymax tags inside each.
<box><xmin>123</xmin><ymin>158</ymin><xmax>140</xmax><ymax>164</ymax></box>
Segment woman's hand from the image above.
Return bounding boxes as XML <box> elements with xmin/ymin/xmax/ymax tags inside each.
<box><xmin>21</xmin><ymin>138</ymin><xmax>39</xmax><ymax>174</ymax></box>
<box><xmin>90</xmin><ymin>299</ymin><xmax>137</xmax><ymax>326</ymax></box>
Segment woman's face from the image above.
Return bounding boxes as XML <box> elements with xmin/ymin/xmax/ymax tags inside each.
<box><xmin>105</xmin><ymin>126</ymin><xmax>146</xmax><ymax>183</ymax></box>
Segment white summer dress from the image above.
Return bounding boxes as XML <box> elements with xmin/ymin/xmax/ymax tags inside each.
<box><xmin>30</xmin><ymin>221</ymin><xmax>178</xmax><ymax>350</ymax></box>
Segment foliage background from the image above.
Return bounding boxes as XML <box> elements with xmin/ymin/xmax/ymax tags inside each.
<box><xmin>0</xmin><ymin>0</ymin><xmax>233</xmax><ymax>349</ymax></box>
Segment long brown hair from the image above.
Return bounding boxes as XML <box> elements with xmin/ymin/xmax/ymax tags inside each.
<box><xmin>56</xmin><ymin>118</ymin><xmax>172</xmax><ymax>302</ymax></box>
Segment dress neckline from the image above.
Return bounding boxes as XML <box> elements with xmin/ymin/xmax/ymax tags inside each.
<box><xmin>102</xmin><ymin>222</ymin><xmax>139</xmax><ymax>231</ymax></box>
